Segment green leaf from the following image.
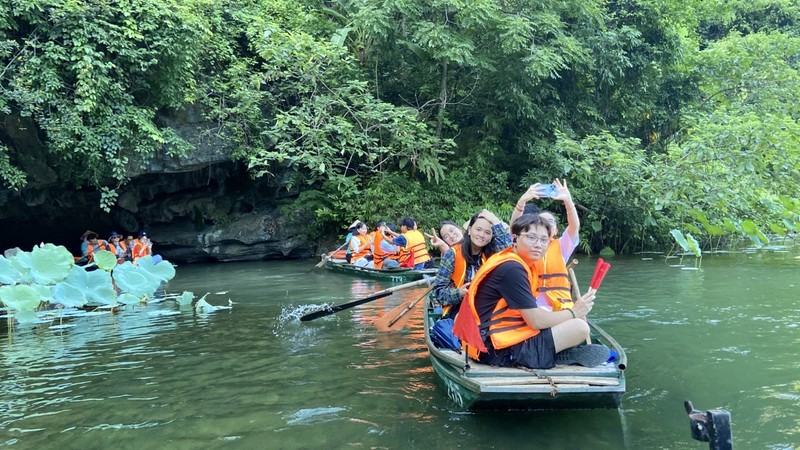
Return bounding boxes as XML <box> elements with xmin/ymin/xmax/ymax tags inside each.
<box><xmin>30</xmin><ymin>244</ymin><xmax>74</xmax><ymax>285</ymax></box>
<box><xmin>769</xmin><ymin>223</ymin><xmax>786</xmax><ymax>235</ymax></box>
<box><xmin>136</xmin><ymin>256</ymin><xmax>176</xmax><ymax>282</ymax></box>
<box><xmin>93</xmin><ymin>250</ymin><xmax>118</xmax><ymax>271</ymax></box>
<box><xmin>117</xmin><ymin>293</ymin><xmax>142</xmax><ymax>305</ymax></box>
<box><xmin>51</xmin><ymin>282</ymin><xmax>88</xmax><ymax>308</ymax></box>
<box><xmin>176</xmin><ymin>291</ymin><xmax>195</xmax><ymax>306</ymax></box>
<box><xmin>0</xmin><ymin>256</ymin><xmax>24</xmax><ymax>285</ymax></box>
<box><xmin>591</xmin><ymin>221</ymin><xmax>602</xmax><ymax>232</ymax></box>
<box><xmin>685</xmin><ymin>233</ymin><xmax>701</xmax><ymax>258</ymax></box>
<box><xmin>670</xmin><ymin>229</ymin><xmax>689</xmax><ymax>252</ymax></box>
<box><xmin>740</xmin><ymin>219</ymin><xmax>758</xmax><ymax>235</ymax></box>
<box><xmin>599</xmin><ymin>247</ymin><xmax>615</xmax><ymax>257</ymax></box>
<box><xmin>0</xmin><ymin>285</ymin><xmax>42</xmax><ymax>311</ymax></box>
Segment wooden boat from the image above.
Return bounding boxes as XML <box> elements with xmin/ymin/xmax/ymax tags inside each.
<box><xmin>320</xmin><ymin>256</ymin><xmax>437</xmax><ymax>282</ymax></box>
<box><xmin>424</xmin><ymin>300</ymin><xmax>627</xmax><ymax>410</ymax></box>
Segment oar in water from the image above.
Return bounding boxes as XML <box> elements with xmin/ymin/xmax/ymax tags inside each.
<box><xmin>300</xmin><ymin>277</ymin><xmax>431</xmax><ymax>322</ymax></box>
<box><xmin>373</xmin><ymin>286</ymin><xmax>434</xmax><ymax>332</ymax></box>
<box><xmin>567</xmin><ymin>266</ymin><xmax>591</xmax><ymax>345</ymax></box>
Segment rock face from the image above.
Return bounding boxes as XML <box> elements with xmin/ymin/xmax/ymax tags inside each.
<box><xmin>0</xmin><ymin>111</ymin><xmax>317</xmax><ymax>263</ymax></box>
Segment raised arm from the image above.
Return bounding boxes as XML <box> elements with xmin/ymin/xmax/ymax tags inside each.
<box><xmin>510</xmin><ymin>184</ymin><xmax>545</xmax><ymax>225</ymax></box>
<box><xmin>552</xmin><ymin>178</ymin><xmax>579</xmax><ymax>240</ymax></box>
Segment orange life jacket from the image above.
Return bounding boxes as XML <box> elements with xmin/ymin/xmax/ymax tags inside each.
<box><xmin>401</xmin><ymin>229</ymin><xmax>431</xmax><ymax>266</ymax></box>
<box><xmin>464</xmin><ymin>248</ymin><xmax>540</xmax><ymax>360</ymax></box>
<box><xmin>109</xmin><ymin>242</ymin><xmax>127</xmax><ymax>261</ymax></box>
<box><xmin>350</xmin><ymin>234</ymin><xmax>371</xmax><ymax>261</ymax></box>
<box><xmin>441</xmin><ymin>245</ymin><xmax>487</xmax><ymax>317</ymax></box>
<box><xmin>131</xmin><ymin>242</ymin><xmax>151</xmax><ymax>261</ymax></box>
<box><xmin>532</xmin><ymin>239</ymin><xmax>574</xmax><ymax>311</ymax></box>
<box><xmin>371</xmin><ymin>231</ymin><xmax>390</xmax><ymax>269</ymax></box>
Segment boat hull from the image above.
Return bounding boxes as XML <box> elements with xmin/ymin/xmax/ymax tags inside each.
<box><xmin>321</xmin><ymin>258</ymin><xmax>437</xmax><ymax>282</ymax></box>
<box><xmin>425</xmin><ymin>302</ymin><xmax>627</xmax><ymax>410</ymax></box>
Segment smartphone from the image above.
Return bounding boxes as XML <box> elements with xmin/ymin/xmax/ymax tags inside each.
<box><xmin>541</xmin><ymin>183</ymin><xmax>558</xmax><ymax>198</ymax></box>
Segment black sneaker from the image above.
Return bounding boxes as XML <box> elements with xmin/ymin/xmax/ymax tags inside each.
<box><xmin>555</xmin><ymin>344</ymin><xmax>611</xmax><ymax>367</ymax></box>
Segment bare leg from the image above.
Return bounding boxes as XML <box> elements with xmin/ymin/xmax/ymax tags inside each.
<box><xmin>550</xmin><ymin>319</ymin><xmax>590</xmax><ymax>352</ymax></box>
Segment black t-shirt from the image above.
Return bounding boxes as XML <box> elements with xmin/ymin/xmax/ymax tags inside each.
<box><xmin>473</xmin><ymin>261</ymin><xmax>537</xmax><ymax>325</ymax></box>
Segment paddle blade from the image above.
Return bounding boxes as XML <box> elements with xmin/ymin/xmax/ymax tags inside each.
<box><xmin>590</xmin><ymin>259</ymin><xmax>611</xmax><ymax>291</ymax></box>
<box><xmin>300</xmin><ymin>291</ymin><xmax>392</xmax><ymax>321</ymax></box>
<box><xmin>373</xmin><ymin>300</ymin><xmax>416</xmax><ymax>332</ymax></box>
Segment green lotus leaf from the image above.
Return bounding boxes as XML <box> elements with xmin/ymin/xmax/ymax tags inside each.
<box><xmin>0</xmin><ymin>284</ymin><xmax>42</xmax><ymax>311</ymax></box>
<box><xmin>113</xmin><ymin>262</ymin><xmax>160</xmax><ymax>297</ymax></box>
<box><xmin>14</xmin><ymin>310</ymin><xmax>40</xmax><ymax>324</ymax></box>
<box><xmin>93</xmin><ymin>250</ymin><xmax>117</xmax><ymax>271</ymax></box>
<box><xmin>117</xmin><ymin>293</ymin><xmax>142</xmax><ymax>305</ymax></box>
<box><xmin>0</xmin><ymin>256</ymin><xmax>24</xmax><ymax>285</ymax></box>
<box><xmin>33</xmin><ymin>284</ymin><xmax>54</xmax><ymax>303</ymax></box>
<box><xmin>686</xmin><ymin>233</ymin><xmax>702</xmax><ymax>258</ymax></box>
<box><xmin>64</xmin><ymin>266</ymin><xmax>116</xmax><ymax>305</ymax></box>
<box><xmin>8</xmin><ymin>251</ymin><xmax>33</xmax><ymax>284</ymax></box>
<box><xmin>30</xmin><ymin>244</ymin><xmax>74</xmax><ymax>285</ymax></box>
<box><xmin>136</xmin><ymin>256</ymin><xmax>176</xmax><ymax>282</ymax></box>
<box><xmin>51</xmin><ymin>282</ymin><xmax>88</xmax><ymax>308</ymax></box>
<box><xmin>740</xmin><ymin>219</ymin><xmax>758</xmax><ymax>235</ymax></box>
<box><xmin>176</xmin><ymin>291</ymin><xmax>195</xmax><ymax>306</ymax></box>
<box><xmin>670</xmin><ymin>229</ymin><xmax>689</xmax><ymax>252</ymax></box>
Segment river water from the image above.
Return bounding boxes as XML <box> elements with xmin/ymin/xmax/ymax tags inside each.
<box><xmin>1</xmin><ymin>247</ymin><xmax>798</xmax><ymax>449</ymax></box>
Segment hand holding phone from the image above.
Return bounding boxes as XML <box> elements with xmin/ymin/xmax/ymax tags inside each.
<box><xmin>540</xmin><ymin>183</ymin><xmax>558</xmax><ymax>198</ymax></box>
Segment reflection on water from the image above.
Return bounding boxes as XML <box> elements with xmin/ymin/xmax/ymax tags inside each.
<box><xmin>0</xmin><ymin>250</ymin><xmax>798</xmax><ymax>448</ymax></box>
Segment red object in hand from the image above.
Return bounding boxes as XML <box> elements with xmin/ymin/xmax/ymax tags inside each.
<box><xmin>590</xmin><ymin>258</ymin><xmax>611</xmax><ymax>291</ymax></box>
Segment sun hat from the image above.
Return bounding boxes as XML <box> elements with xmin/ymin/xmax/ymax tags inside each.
<box><xmin>109</xmin><ymin>231</ymin><xmax>122</xmax><ymax>239</ymax></box>
<box><xmin>348</xmin><ymin>220</ymin><xmax>360</xmax><ymax>229</ymax></box>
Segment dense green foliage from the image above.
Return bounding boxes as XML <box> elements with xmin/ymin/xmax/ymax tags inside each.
<box><xmin>1</xmin><ymin>0</ymin><xmax>798</xmax><ymax>252</ymax></box>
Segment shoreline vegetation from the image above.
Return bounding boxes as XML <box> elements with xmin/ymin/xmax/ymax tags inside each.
<box><xmin>0</xmin><ymin>0</ymin><xmax>798</xmax><ymax>257</ymax></box>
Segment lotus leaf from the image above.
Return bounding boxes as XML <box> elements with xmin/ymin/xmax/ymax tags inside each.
<box><xmin>33</xmin><ymin>284</ymin><xmax>54</xmax><ymax>303</ymax></box>
<box><xmin>93</xmin><ymin>250</ymin><xmax>117</xmax><ymax>271</ymax></box>
<box><xmin>686</xmin><ymin>234</ymin><xmax>701</xmax><ymax>258</ymax></box>
<box><xmin>176</xmin><ymin>291</ymin><xmax>195</xmax><ymax>306</ymax></box>
<box><xmin>113</xmin><ymin>262</ymin><xmax>161</xmax><ymax>297</ymax></box>
<box><xmin>0</xmin><ymin>256</ymin><xmax>24</xmax><ymax>285</ymax></box>
<box><xmin>30</xmin><ymin>244</ymin><xmax>74</xmax><ymax>285</ymax></box>
<box><xmin>8</xmin><ymin>251</ymin><xmax>33</xmax><ymax>284</ymax></box>
<box><xmin>63</xmin><ymin>266</ymin><xmax>117</xmax><ymax>305</ymax></box>
<box><xmin>136</xmin><ymin>256</ymin><xmax>176</xmax><ymax>282</ymax></box>
<box><xmin>670</xmin><ymin>229</ymin><xmax>689</xmax><ymax>252</ymax></box>
<box><xmin>0</xmin><ymin>285</ymin><xmax>42</xmax><ymax>311</ymax></box>
<box><xmin>51</xmin><ymin>282</ymin><xmax>88</xmax><ymax>308</ymax></box>
<box><xmin>14</xmin><ymin>310</ymin><xmax>40</xmax><ymax>324</ymax></box>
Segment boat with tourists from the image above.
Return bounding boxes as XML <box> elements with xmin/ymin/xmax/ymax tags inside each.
<box><xmin>424</xmin><ymin>300</ymin><xmax>627</xmax><ymax>410</ymax></box>
<box><xmin>319</xmin><ymin>252</ymin><xmax>437</xmax><ymax>282</ymax></box>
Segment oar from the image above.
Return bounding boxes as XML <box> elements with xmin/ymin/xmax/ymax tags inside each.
<box><xmin>567</xmin><ymin>266</ymin><xmax>591</xmax><ymax>345</ymax></box>
<box><xmin>300</xmin><ymin>277</ymin><xmax>431</xmax><ymax>322</ymax></box>
<box><xmin>310</xmin><ymin>240</ymin><xmax>350</xmax><ymax>272</ymax></box>
<box><xmin>373</xmin><ymin>286</ymin><xmax>434</xmax><ymax>332</ymax></box>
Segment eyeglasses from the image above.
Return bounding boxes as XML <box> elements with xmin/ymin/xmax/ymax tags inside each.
<box><xmin>517</xmin><ymin>233</ymin><xmax>550</xmax><ymax>246</ymax></box>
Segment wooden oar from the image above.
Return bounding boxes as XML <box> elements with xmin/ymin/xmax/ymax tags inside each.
<box><xmin>567</xmin><ymin>266</ymin><xmax>591</xmax><ymax>345</ymax></box>
<box><xmin>300</xmin><ymin>278</ymin><xmax>431</xmax><ymax>322</ymax></box>
<box><xmin>373</xmin><ymin>286</ymin><xmax>434</xmax><ymax>332</ymax></box>
<box><xmin>311</xmin><ymin>240</ymin><xmax>350</xmax><ymax>271</ymax></box>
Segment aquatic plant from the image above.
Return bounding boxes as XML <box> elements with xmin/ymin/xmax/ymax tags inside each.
<box><xmin>0</xmin><ymin>244</ymin><xmax>176</xmax><ymax>323</ymax></box>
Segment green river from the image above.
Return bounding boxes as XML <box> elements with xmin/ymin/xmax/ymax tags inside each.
<box><xmin>1</xmin><ymin>247</ymin><xmax>798</xmax><ymax>449</ymax></box>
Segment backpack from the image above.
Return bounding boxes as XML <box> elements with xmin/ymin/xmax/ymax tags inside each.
<box><xmin>430</xmin><ymin>318</ymin><xmax>462</xmax><ymax>353</ymax></box>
